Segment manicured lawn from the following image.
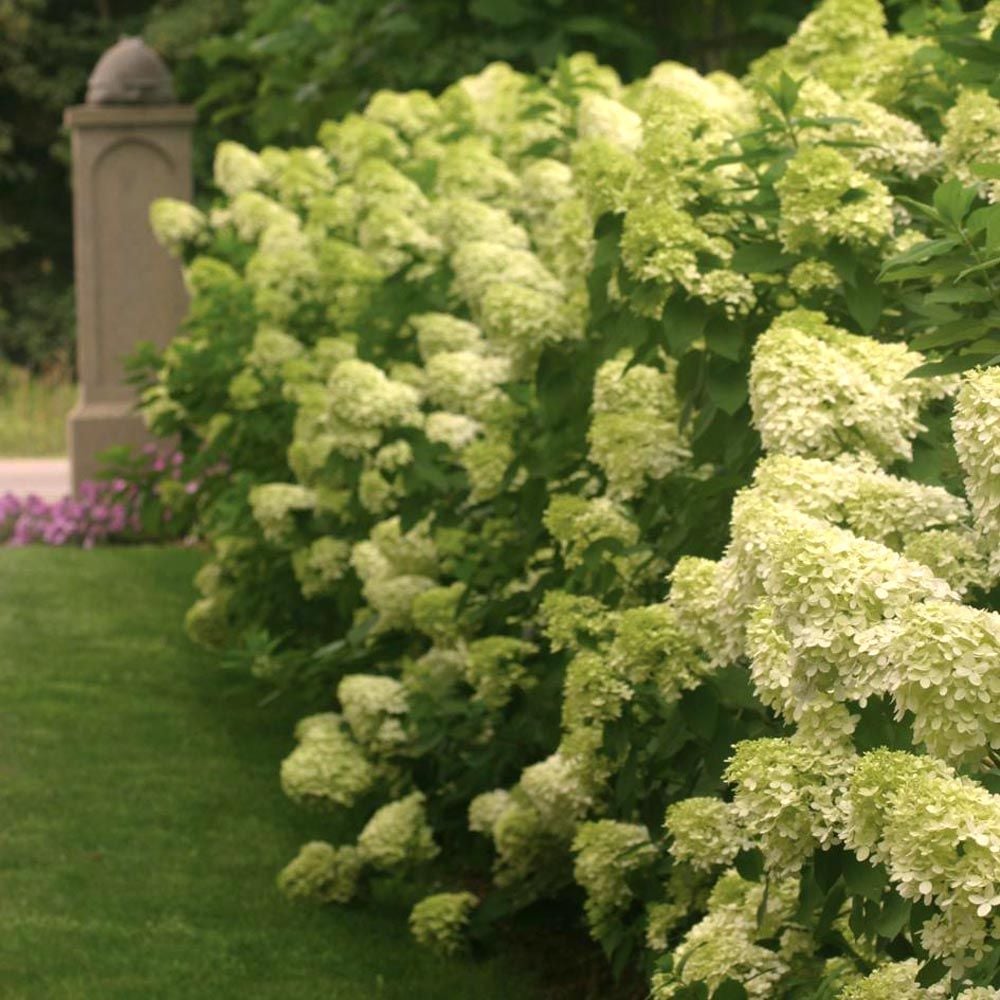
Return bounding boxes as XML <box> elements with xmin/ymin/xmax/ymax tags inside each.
<box><xmin>0</xmin><ymin>547</ymin><xmax>544</xmax><ymax>999</ymax></box>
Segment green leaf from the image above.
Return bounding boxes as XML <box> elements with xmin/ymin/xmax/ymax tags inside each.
<box><xmin>880</xmin><ymin>254</ymin><xmax>972</xmax><ymax>282</ymax></box>
<box><xmin>712</xmin><ymin>981</ymin><xmax>749</xmax><ymax>1000</ymax></box>
<box><xmin>907</xmin><ymin>353</ymin><xmax>998</xmax><ymax>378</ymax></box>
<box><xmin>933</xmin><ymin>178</ymin><xmax>977</xmax><ymax>227</ymax></box>
<box><xmin>925</xmin><ymin>285</ymin><xmax>993</xmax><ymax>305</ymax></box>
<box><xmin>730</xmin><ymin>242</ymin><xmax>795</xmax><ymax>274</ymax></box>
<box><xmin>706</xmin><ymin>358</ymin><xmax>748</xmax><ymax>415</ymax></box>
<box><xmin>825</xmin><ymin>242</ymin><xmax>859</xmax><ymax>285</ymax></box>
<box><xmin>957</xmin><ymin>255</ymin><xmax>1000</xmax><ymax>280</ymax></box>
<box><xmin>734</xmin><ymin>849</ymin><xmax>764</xmax><ymax>882</ymax></box>
<box><xmin>896</xmin><ymin>195</ymin><xmax>942</xmax><ymax>225</ymax></box>
<box><xmin>705</xmin><ymin>318</ymin><xmax>744</xmax><ymax>361</ymax></box>
<box><xmin>813</xmin><ymin>847</ymin><xmax>845</xmax><ymax>893</ymax></box>
<box><xmin>987</xmin><ymin>207</ymin><xmax>1000</xmax><ymax>254</ymax></box>
<box><xmin>879</xmin><ymin>237</ymin><xmax>960</xmax><ymax>276</ymax></box>
<box><xmin>972</xmin><ymin>162</ymin><xmax>1000</xmax><ymax>180</ymax></box>
<box><xmin>874</xmin><ymin>893</ymin><xmax>911</xmax><ymax>939</ymax></box>
<box><xmin>816</xmin><ymin>883</ymin><xmax>848</xmax><ymax>939</ymax></box>
<box><xmin>663</xmin><ymin>297</ymin><xmax>707</xmax><ymax>355</ymax></box>
<box><xmin>679</xmin><ymin>684</ymin><xmax>718</xmax><ymax>741</ymax></box>
<box><xmin>916</xmin><ymin>959</ymin><xmax>947</xmax><ymax>988</ymax></box>
<box><xmin>844</xmin><ymin>274</ymin><xmax>883</xmax><ymax>333</ymax></box>
<box><xmin>771</xmin><ymin>70</ymin><xmax>802</xmax><ymax>115</ymax></box>
<box><xmin>470</xmin><ymin>0</ymin><xmax>534</xmax><ymax>26</ymax></box>
<box><xmin>911</xmin><ymin>320</ymin><xmax>989</xmax><ymax>351</ymax></box>
<box><xmin>843</xmin><ymin>855</ymin><xmax>887</xmax><ymax>902</ymax></box>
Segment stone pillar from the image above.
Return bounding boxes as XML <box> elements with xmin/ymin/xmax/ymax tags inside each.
<box><xmin>65</xmin><ymin>38</ymin><xmax>195</xmax><ymax>492</ymax></box>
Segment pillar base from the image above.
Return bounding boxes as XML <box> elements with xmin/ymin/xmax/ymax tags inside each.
<box><xmin>68</xmin><ymin>400</ymin><xmax>152</xmax><ymax>495</ymax></box>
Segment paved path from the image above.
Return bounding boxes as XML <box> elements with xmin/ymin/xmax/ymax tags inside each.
<box><xmin>0</xmin><ymin>458</ymin><xmax>70</xmax><ymax>499</ymax></box>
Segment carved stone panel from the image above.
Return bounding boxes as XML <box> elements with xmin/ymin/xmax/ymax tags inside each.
<box><xmin>65</xmin><ymin>102</ymin><xmax>195</xmax><ymax>491</ymax></box>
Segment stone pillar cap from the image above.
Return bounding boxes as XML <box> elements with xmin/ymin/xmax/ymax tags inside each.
<box><xmin>86</xmin><ymin>37</ymin><xmax>175</xmax><ymax>105</ymax></box>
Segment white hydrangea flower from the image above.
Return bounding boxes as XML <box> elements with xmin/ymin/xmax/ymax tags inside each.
<box><xmin>641</xmin><ymin>62</ymin><xmax>753</xmax><ymax>128</ymax></box>
<box><xmin>725</xmin><ymin>737</ymin><xmax>856</xmax><ymax>876</ymax></box>
<box><xmin>651</xmin><ymin>870</ymin><xmax>793</xmax><ymax>999</ymax></box>
<box><xmin>560</xmin><ymin>645</ymin><xmax>630</xmax><ymax>733</ymax></box>
<box><xmin>836</xmin><ymin>960</ymin><xmax>932</xmax><ymax>1000</ymax></box>
<box><xmin>214</xmin><ymin>140</ymin><xmax>269</xmax><ymax>196</ymax></box>
<box><xmin>540</xmin><ymin>591</ymin><xmax>614</xmax><ymax>654</ymax></box>
<box><xmin>424</xmin><ymin>411</ymin><xmax>483</xmax><ymax>451</ymax></box>
<box><xmin>267</xmin><ymin>146</ymin><xmax>337</xmax><ymax>205</ymax></box>
<box><xmin>478</xmin><ymin>281</ymin><xmax>579</xmax><ymax>368</ymax></box>
<box><xmin>577</xmin><ymin>93</ymin><xmax>643</xmax><ymax>151</ymax></box>
<box><xmin>731</xmin><ymin>493</ymin><xmax>957</xmax><ymax>718</ymax></box>
<box><xmin>865</xmin><ymin>601</ymin><xmax>1000</xmax><ymax>764</ymax></box>
<box><xmin>468</xmin><ymin>789</ymin><xmax>512</xmax><ymax>836</ymax></box>
<box><xmin>245</xmin><ymin>219</ymin><xmax>319</xmax><ymax>321</ymax></box>
<box><xmin>668</xmin><ymin>556</ymin><xmax>741</xmax><ymax>667</ymax></box>
<box><xmin>249</xmin><ymin>483</ymin><xmax>317</xmax><ymax>545</ymax></box>
<box><xmin>351</xmin><ymin>517</ymin><xmax>438</xmax><ymax>633</ymax></box>
<box><xmin>570</xmin><ymin>136</ymin><xmax>635</xmax><ymax>217</ymax></box>
<box><xmin>903</xmin><ymin>528</ymin><xmax>995</xmax><ymax>598</ymax></box>
<box><xmin>942</xmin><ymin>90</ymin><xmax>1000</xmax><ymax>202</ymax></box>
<box><xmin>429</xmin><ymin>197</ymin><xmax>529</xmax><ymax>252</ymax></box>
<box><xmin>224</xmin><ymin>190</ymin><xmax>300</xmax><ymax>242</ymax></box>
<box><xmin>319</xmin><ymin>114</ymin><xmax>407</xmax><ymax>175</ymax></box>
<box><xmin>518</xmin><ymin>752</ymin><xmax>593</xmax><ymax>839</ymax></box>
<box><xmin>409</xmin><ymin>892</ymin><xmax>478</xmax><ymax>956</ymax></box>
<box><xmin>775</xmin><ymin>145</ymin><xmax>893</xmax><ymax>253</ymax></box>
<box><xmin>463</xmin><ymin>635</ymin><xmax>536</xmax><ymax>709</ymax></box>
<box><xmin>292</xmin><ymin>536</ymin><xmax>351</xmax><ymax>599</ymax></box>
<box><xmin>246</xmin><ymin>326</ymin><xmax>304</xmax><ymax>372</ymax></box>
<box><xmin>750</xmin><ymin>310</ymin><xmax>954</xmax><ymax>465</ymax></box>
<box><xmin>312</xmin><ymin>359</ymin><xmax>423</xmax><ymax>459</ymax></box>
<box><xmin>607</xmin><ymin>602</ymin><xmax>707</xmax><ymax>703</ymax></box>
<box><xmin>789</xmin><ymin>259</ymin><xmax>840</xmax><ymax>297</ymax></box>
<box><xmin>149</xmin><ymin>198</ymin><xmax>206</xmax><ymax>256</ymax></box>
<box><xmin>423</xmin><ymin>351</ymin><xmax>511</xmax><ymax>419</ymax></box>
<box><xmin>364</xmin><ymin>88</ymin><xmax>441</xmax><ymax>141</ymax></box>
<box><xmin>436</xmin><ymin>137</ymin><xmax>520</xmax><ymax>205</ymax></box>
<box><xmin>795</xmin><ymin>79</ymin><xmax>940</xmax><ymax>180</ymax></box>
<box><xmin>450</xmin><ymin>241</ymin><xmax>563</xmax><ymax>313</ymax></box>
<box><xmin>280</xmin><ymin>713</ymin><xmax>376</xmax><ymax>808</ymax></box>
<box><xmin>665</xmin><ymin>798</ymin><xmax>742</xmax><ymax>870</ymax></box>
<box><xmin>544</xmin><ymin>494</ymin><xmax>639</xmax><ymax>570</ymax></box>
<box><xmin>845</xmin><ymin>751</ymin><xmax>1000</xmax><ymax>975</ymax></box>
<box><xmin>337</xmin><ymin>674</ymin><xmax>409</xmax><ymax>753</ymax></box>
<box><xmin>357</xmin><ymin>792</ymin><xmax>439</xmax><ymax>871</ymax></box>
<box><xmin>357</xmin><ymin>201</ymin><xmax>442</xmax><ymax>275</ymax></box>
<box><xmin>588</xmin><ymin>355</ymin><xmax>690</xmax><ymax>499</ymax></box>
<box><xmin>751</xmin><ymin>453</ymin><xmax>969</xmax><ymax>545</ymax></box>
<box><xmin>572</xmin><ymin>821</ymin><xmax>657</xmax><ymax>935</ymax></box>
<box><xmin>747</xmin><ymin>0</ymin><xmax>917</xmax><ymax>103</ymax></box>
<box><xmin>410</xmin><ymin>313</ymin><xmax>485</xmax><ymax>361</ymax></box>
<box><xmin>277</xmin><ymin>841</ymin><xmax>365</xmax><ymax>904</ymax></box>
<box><xmin>953</xmin><ymin>367</ymin><xmax>1000</xmax><ymax>574</ymax></box>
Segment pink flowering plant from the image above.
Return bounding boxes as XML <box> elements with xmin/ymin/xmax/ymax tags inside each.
<box><xmin>0</xmin><ymin>444</ymin><xmax>222</xmax><ymax>548</ymax></box>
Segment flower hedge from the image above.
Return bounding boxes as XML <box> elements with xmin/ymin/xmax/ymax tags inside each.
<box><xmin>145</xmin><ymin>0</ymin><xmax>1000</xmax><ymax>994</ymax></box>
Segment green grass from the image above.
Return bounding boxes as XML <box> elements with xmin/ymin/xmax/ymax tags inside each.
<box><xmin>0</xmin><ymin>547</ymin><xmax>546</xmax><ymax>999</ymax></box>
<box><xmin>0</xmin><ymin>369</ymin><xmax>74</xmax><ymax>456</ymax></box>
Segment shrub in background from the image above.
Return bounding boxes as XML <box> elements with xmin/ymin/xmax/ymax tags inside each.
<box><xmin>143</xmin><ymin>0</ymin><xmax>1000</xmax><ymax>993</ymax></box>
<box><xmin>146</xmin><ymin>0</ymin><xmax>817</xmax><ymax>149</ymax></box>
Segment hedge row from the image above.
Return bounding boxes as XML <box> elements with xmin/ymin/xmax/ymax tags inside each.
<box><xmin>145</xmin><ymin>1</ymin><xmax>1000</xmax><ymax>994</ymax></box>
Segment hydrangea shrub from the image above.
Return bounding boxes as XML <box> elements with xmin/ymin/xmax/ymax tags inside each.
<box><xmin>144</xmin><ymin>0</ymin><xmax>1000</xmax><ymax>992</ymax></box>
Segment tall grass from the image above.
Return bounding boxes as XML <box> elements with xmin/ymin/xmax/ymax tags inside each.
<box><xmin>0</xmin><ymin>363</ymin><xmax>74</xmax><ymax>456</ymax></box>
